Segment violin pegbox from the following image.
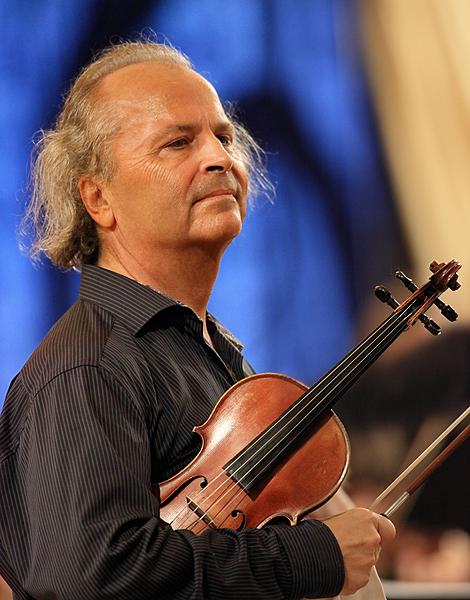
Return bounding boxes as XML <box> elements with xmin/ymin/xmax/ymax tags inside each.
<box><xmin>374</xmin><ymin>259</ymin><xmax>461</xmax><ymax>336</ymax></box>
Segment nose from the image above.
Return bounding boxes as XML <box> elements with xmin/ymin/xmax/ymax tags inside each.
<box><xmin>199</xmin><ymin>136</ymin><xmax>233</xmax><ymax>173</ymax></box>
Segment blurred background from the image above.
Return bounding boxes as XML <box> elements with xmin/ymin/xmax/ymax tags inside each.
<box><xmin>1</xmin><ymin>0</ymin><xmax>469</xmax><ymax>594</ymax></box>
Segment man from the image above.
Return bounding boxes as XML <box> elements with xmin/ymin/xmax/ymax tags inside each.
<box><xmin>0</xmin><ymin>41</ymin><xmax>395</xmax><ymax>599</ymax></box>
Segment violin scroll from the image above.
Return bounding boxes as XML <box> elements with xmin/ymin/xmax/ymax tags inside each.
<box><xmin>429</xmin><ymin>260</ymin><xmax>461</xmax><ymax>291</ymax></box>
<box><xmin>375</xmin><ymin>259</ymin><xmax>462</xmax><ymax>334</ymax></box>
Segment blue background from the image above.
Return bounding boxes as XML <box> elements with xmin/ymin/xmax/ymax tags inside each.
<box><xmin>0</xmin><ymin>0</ymin><xmax>406</xmax><ymax>404</ymax></box>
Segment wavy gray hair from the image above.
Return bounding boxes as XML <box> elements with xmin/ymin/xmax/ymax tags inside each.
<box><xmin>23</xmin><ymin>40</ymin><xmax>270</xmax><ymax>269</ymax></box>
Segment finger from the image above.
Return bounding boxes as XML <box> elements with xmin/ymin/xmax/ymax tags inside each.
<box><xmin>376</xmin><ymin>513</ymin><xmax>396</xmax><ymax>544</ymax></box>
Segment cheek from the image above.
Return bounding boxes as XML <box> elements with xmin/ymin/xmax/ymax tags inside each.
<box><xmin>234</xmin><ymin>159</ymin><xmax>249</xmax><ymax>190</ymax></box>
<box><xmin>234</xmin><ymin>162</ymin><xmax>249</xmax><ymax>210</ymax></box>
<box><xmin>112</xmin><ymin>161</ymin><xmax>185</xmax><ymax>212</ymax></box>
<box><xmin>151</xmin><ymin>165</ymin><xmax>185</xmax><ymax>197</ymax></box>
<box><xmin>134</xmin><ymin>155</ymin><xmax>191</xmax><ymax>201</ymax></box>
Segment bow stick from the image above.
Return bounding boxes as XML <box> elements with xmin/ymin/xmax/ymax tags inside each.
<box><xmin>369</xmin><ymin>405</ymin><xmax>470</xmax><ymax>516</ymax></box>
<box><xmin>382</xmin><ymin>423</ymin><xmax>469</xmax><ymax>518</ymax></box>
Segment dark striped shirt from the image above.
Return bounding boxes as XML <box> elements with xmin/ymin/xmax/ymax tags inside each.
<box><xmin>0</xmin><ymin>265</ymin><xmax>344</xmax><ymax>599</ymax></box>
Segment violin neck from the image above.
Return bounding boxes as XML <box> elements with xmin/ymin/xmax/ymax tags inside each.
<box><xmin>225</xmin><ymin>305</ymin><xmax>415</xmax><ymax>490</ymax></box>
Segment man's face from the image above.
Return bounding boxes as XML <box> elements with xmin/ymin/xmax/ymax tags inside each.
<box><xmin>94</xmin><ymin>61</ymin><xmax>249</xmax><ymax>260</ymax></box>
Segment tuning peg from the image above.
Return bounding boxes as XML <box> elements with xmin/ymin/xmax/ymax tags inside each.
<box><xmin>438</xmin><ymin>303</ymin><xmax>458</xmax><ymax>322</ymax></box>
<box><xmin>396</xmin><ymin>270</ymin><xmax>458</xmax><ymax>322</ymax></box>
<box><xmin>395</xmin><ymin>270</ymin><xmax>418</xmax><ymax>292</ymax></box>
<box><xmin>375</xmin><ymin>285</ymin><xmax>441</xmax><ymax>335</ymax></box>
<box><xmin>418</xmin><ymin>314</ymin><xmax>441</xmax><ymax>336</ymax></box>
<box><xmin>375</xmin><ymin>285</ymin><xmax>399</xmax><ymax>309</ymax></box>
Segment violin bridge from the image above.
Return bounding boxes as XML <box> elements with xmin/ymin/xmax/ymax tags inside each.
<box><xmin>186</xmin><ymin>496</ymin><xmax>217</xmax><ymax>529</ymax></box>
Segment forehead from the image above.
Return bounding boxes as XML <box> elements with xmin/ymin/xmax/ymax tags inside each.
<box><xmin>96</xmin><ymin>62</ymin><xmax>227</xmax><ymax>125</ymax></box>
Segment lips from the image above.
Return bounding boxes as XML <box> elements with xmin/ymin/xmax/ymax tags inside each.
<box><xmin>194</xmin><ymin>188</ymin><xmax>237</xmax><ymax>203</ymax></box>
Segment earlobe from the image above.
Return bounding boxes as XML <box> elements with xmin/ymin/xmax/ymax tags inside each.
<box><xmin>79</xmin><ymin>176</ymin><xmax>115</xmax><ymax>228</ymax></box>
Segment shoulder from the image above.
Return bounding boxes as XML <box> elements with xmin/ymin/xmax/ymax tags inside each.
<box><xmin>18</xmin><ymin>298</ymin><xmax>154</xmax><ymax>403</ymax></box>
<box><xmin>1</xmin><ymin>299</ymin><xmax>157</xmax><ymax>457</ymax></box>
<box><xmin>22</xmin><ymin>299</ymin><xmax>113</xmax><ymax>395</ymax></box>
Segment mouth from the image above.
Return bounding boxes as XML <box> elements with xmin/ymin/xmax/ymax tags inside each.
<box><xmin>194</xmin><ymin>189</ymin><xmax>237</xmax><ymax>204</ymax></box>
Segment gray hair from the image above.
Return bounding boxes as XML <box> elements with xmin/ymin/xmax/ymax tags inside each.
<box><xmin>22</xmin><ymin>40</ymin><xmax>271</xmax><ymax>269</ymax></box>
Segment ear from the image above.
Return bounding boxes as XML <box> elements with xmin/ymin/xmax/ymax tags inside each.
<box><xmin>79</xmin><ymin>175</ymin><xmax>115</xmax><ymax>229</ymax></box>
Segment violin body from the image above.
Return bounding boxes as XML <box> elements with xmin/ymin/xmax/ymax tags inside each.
<box><xmin>157</xmin><ymin>373</ymin><xmax>350</xmax><ymax>533</ymax></box>
<box><xmin>156</xmin><ymin>260</ymin><xmax>462</xmax><ymax>534</ymax></box>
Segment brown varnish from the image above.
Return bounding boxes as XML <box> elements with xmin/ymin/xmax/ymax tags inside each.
<box><xmin>156</xmin><ymin>373</ymin><xmax>349</xmax><ymax>534</ymax></box>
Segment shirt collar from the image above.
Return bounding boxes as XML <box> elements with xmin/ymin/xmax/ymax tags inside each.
<box><xmin>79</xmin><ymin>264</ymin><xmax>244</xmax><ymax>349</ymax></box>
<box><xmin>80</xmin><ymin>265</ymin><xmax>186</xmax><ymax>335</ymax></box>
<box><xmin>207</xmin><ymin>314</ymin><xmax>244</xmax><ymax>351</ymax></box>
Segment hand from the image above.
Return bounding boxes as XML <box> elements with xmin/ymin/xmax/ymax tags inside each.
<box><xmin>322</xmin><ymin>507</ymin><xmax>395</xmax><ymax>596</ymax></box>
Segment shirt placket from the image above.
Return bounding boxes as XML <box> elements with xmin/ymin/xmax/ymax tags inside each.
<box><xmin>183</xmin><ymin>315</ymin><xmax>239</xmax><ymax>385</ymax></box>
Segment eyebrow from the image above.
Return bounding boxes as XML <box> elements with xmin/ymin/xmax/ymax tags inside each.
<box><xmin>158</xmin><ymin>120</ymin><xmax>235</xmax><ymax>136</ymax></box>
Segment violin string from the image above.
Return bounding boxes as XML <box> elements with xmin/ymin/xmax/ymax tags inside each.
<box><xmin>174</xmin><ymin>303</ymin><xmax>417</xmax><ymax>531</ymax></box>
<box><xmin>206</xmin><ymin>287</ymin><xmax>451</xmax><ymax>528</ymax></box>
<box><xmin>201</xmin><ymin>279</ymin><xmax>454</xmax><ymax>529</ymax></box>
<box><xmin>187</xmin><ymin>307</ymin><xmax>415</xmax><ymax>529</ymax></box>
<box><xmin>171</xmin><ymin>303</ymin><xmax>415</xmax><ymax>531</ymax></box>
<box><xmin>228</xmin><ymin>307</ymin><xmax>416</xmax><ymax>482</ymax></box>
<box><xmin>171</xmin><ymin>300</ymin><xmax>421</xmax><ymax>531</ymax></box>
<box><xmin>174</xmin><ymin>268</ymin><xmax>457</xmax><ymax>529</ymax></box>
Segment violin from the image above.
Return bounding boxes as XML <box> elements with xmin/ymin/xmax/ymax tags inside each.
<box><xmin>155</xmin><ymin>260</ymin><xmax>463</xmax><ymax>533</ymax></box>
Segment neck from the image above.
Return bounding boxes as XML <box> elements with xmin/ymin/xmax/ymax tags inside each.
<box><xmin>97</xmin><ymin>243</ymin><xmax>223</xmax><ymax>327</ymax></box>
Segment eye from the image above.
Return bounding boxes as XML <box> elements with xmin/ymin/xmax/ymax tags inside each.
<box><xmin>166</xmin><ymin>138</ymin><xmax>189</xmax><ymax>149</ymax></box>
<box><xmin>217</xmin><ymin>134</ymin><xmax>232</xmax><ymax>146</ymax></box>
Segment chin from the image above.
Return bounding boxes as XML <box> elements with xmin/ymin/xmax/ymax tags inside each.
<box><xmin>194</xmin><ymin>218</ymin><xmax>243</xmax><ymax>251</ymax></box>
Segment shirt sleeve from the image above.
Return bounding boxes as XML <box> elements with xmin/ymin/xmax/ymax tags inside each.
<box><xmin>22</xmin><ymin>365</ymin><xmax>344</xmax><ymax>600</ymax></box>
